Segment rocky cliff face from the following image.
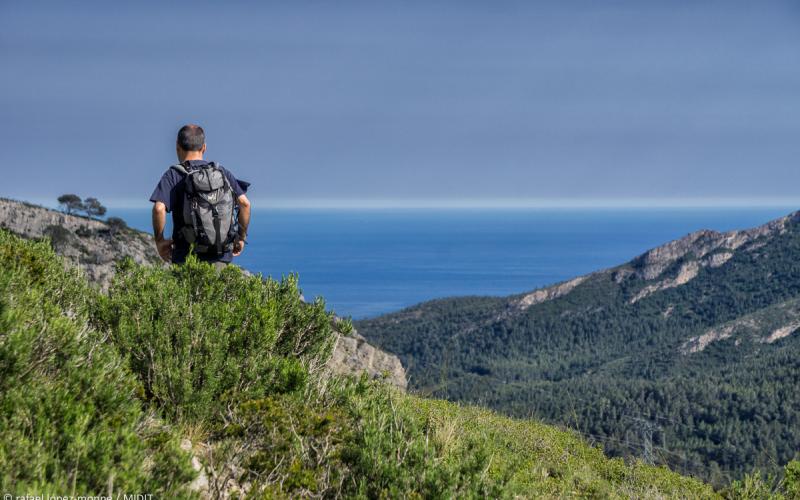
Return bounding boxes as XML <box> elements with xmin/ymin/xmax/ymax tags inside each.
<box><xmin>629</xmin><ymin>212</ymin><xmax>797</xmax><ymax>281</ymax></box>
<box><xmin>0</xmin><ymin>198</ymin><xmax>160</xmax><ymax>289</ymax></box>
<box><xmin>0</xmin><ymin>198</ymin><xmax>407</xmax><ymax>389</ymax></box>
<box><xmin>328</xmin><ymin>329</ymin><xmax>407</xmax><ymax>390</ymax></box>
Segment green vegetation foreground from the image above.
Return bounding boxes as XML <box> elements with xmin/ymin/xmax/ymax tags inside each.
<box><xmin>0</xmin><ymin>229</ymin><xmax>794</xmax><ymax>498</ymax></box>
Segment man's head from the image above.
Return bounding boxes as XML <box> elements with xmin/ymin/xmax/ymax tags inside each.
<box><xmin>176</xmin><ymin>124</ymin><xmax>206</xmax><ymax>160</ymax></box>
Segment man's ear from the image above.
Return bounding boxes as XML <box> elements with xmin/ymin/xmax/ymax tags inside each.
<box><xmin>201</xmin><ymin>143</ymin><xmax>207</xmax><ymax>154</ymax></box>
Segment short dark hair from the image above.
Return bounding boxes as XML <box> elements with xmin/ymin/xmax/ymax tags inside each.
<box><xmin>177</xmin><ymin>124</ymin><xmax>205</xmax><ymax>151</ymax></box>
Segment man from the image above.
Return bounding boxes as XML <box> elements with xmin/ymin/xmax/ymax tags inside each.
<box><xmin>150</xmin><ymin>124</ymin><xmax>251</xmax><ymax>265</ymax></box>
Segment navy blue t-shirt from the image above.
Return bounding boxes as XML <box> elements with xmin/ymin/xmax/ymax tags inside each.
<box><xmin>149</xmin><ymin>160</ymin><xmax>249</xmax><ymax>264</ymax></box>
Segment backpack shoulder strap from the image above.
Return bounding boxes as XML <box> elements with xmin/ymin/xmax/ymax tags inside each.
<box><xmin>198</xmin><ymin>162</ymin><xmax>232</xmax><ymax>191</ymax></box>
<box><xmin>170</xmin><ymin>163</ymin><xmax>189</xmax><ymax>175</ymax></box>
<box><xmin>213</xmin><ymin>163</ymin><xmax>233</xmax><ymax>190</ymax></box>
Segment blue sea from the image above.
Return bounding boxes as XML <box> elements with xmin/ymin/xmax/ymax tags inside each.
<box><xmin>112</xmin><ymin>207</ymin><xmax>795</xmax><ymax>319</ymax></box>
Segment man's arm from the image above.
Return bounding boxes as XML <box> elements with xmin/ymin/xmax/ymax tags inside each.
<box><xmin>233</xmin><ymin>194</ymin><xmax>251</xmax><ymax>257</ymax></box>
<box><xmin>152</xmin><ymin>201</ymin><xmax>173</xmax><ymax>262</ymax></box>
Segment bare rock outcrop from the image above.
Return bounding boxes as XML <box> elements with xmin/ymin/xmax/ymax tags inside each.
<box><xmin>516</xmin><ymin>276</ymin><xmax>587</xmax><ymax>310</ymax></box>
<box><xmin>681</xmin><ymin>297</ymin><xmax>800</xmax><ymax>354</ymax></box>
<box><xmin>681</xmin><ymin>325</ymin><xmax>735</xmax><ymax>354</ymax></box>
<box><xmin>630</xmin><ymin>261</ymin><xmax>700</xmax><ymax>304</ymax></box>
<box><xmin>764</xmin><ymin>322</ymin><xmax>800</xmax><ymax>344</ymax></box>
<box><xmin>632</xmin><ymin>213</ymin><xmax>798</xmax><ymax>282</ymax></box>
<box><xmin>705</xmin><ymin>251</ymin><xmax>734</xmax><ymax>268</ymax></box>
<box><xmin>328</xmin><ymin>329</ymin><xmax>408</xmax><ymax>390</ymax></box>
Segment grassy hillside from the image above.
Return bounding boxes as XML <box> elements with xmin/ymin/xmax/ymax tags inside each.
<box><xmin>357</xmin><ymin>213</ymin><xmax>800</xmax><ymax>485</ymax></box>
<box><xmin>0</xmin><ymin>229</ymin><xmax>737</xmax><ymax>498</ymax></box>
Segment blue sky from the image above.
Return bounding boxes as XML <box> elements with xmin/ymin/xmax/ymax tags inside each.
<box><xmin>2</xmin><ymin>1</ymin><xmax>800</xmax><ymax>208</ymax></box>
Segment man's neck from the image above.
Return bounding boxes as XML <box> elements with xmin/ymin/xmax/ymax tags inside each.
<box><xmin>179</xmin><ymin>153</ymin><xmax>204</xmax><ymax>162</ymax></box>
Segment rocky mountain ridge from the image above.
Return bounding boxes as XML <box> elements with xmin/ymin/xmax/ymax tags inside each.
<box><xmin>513</xmin><ymin>210</ymin><xmax>800</xmax><ymax>312</ymax></box>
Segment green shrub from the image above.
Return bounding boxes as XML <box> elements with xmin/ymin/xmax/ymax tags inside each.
<box><xmin>94</xmin><ymin>252</ymin><xmax>504</xmax><ymax>497</ymax></box>
<box><xmin>205</xmin><ymin>377</ymin><xmax>504</xmax><ymax>498</ymax></box>
<box><xmin>336</xmin><ymin>379</ymin><xmax>505</xmax><ymax>499</ymax></box>
<box><xmin>724</xmin><ymin>471</ymin><xmax>779</xmax><ymax>499</ymax></box>
<box><xmin>94</xmin><ymin>256</ymin><xmax>336</xmax><ymax>423</ymax></box>
<box><xmin>0</xmin><ymin>230</ymin><xmax>195</xmax><ymax>497</ymax></box>
<box><xmin>785</xmin><ymin>460</ymin><xmax>800</xmax><ymax>499</ymax></box>
<box><xmin>722</xmin><ymin>460</ymin><xmax>800</xmax><ymax>499</ymax></box>
<box><xmin>210</xmin><ymin>392</ymin><xmax>351</xmax><ymax>497</ymax></box>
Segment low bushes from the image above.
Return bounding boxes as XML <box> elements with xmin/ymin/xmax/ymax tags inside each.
<box><xmin>722</xmin><ymin>460</ymin><xmax>800</xmax><ymax>499</ymax></box>
<box><xmin>0</xmin><ymin>231</ymin><xmax>195</xmax><ymax>497</ymax></box>
<box><xmin>94</xmin><ymin>256</ymin><xmax>335</xmax><ymax>423</ymax></box>
<box><xmin>205</xmin><ymin>377</ymin><xmax>504</xmax><ymax>498</ymax></box>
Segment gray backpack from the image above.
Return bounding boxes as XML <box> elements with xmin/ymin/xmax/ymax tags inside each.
<box><xmin>171</xmin><ymin>162</ymin><xmax>237</xmax><ymax>255</ymax></box>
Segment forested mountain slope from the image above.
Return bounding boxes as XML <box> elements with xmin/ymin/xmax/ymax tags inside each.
<box><xmin>357</xmin><ymin>210</ymin><xmax>800</xmax><ymax>485</ymax></box>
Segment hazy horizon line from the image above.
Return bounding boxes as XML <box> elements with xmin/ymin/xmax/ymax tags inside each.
<box><xmin>14</xmin><ymin>196</ymin><xmax>800</xmax><ymax>210</ymax></box>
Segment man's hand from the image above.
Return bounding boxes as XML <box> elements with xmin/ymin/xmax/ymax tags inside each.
<box><xmin>156</xmin><ymin>237</ymin><xmax>173</xmax><ymax>262</ymax></box>
<box><xmin>232</xmin><ymin>238</ymin><xmax>245</xmax><ymax>257</ymax></box>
